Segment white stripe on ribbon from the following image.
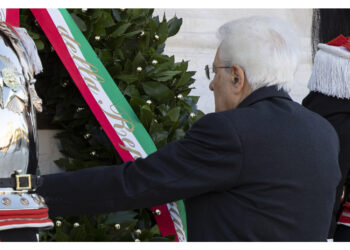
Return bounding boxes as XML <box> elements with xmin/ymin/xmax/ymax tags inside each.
<box><xmin>167</xmin><ymin>202</ymin><xmax>186</xmax><ymax>241</ymax></box>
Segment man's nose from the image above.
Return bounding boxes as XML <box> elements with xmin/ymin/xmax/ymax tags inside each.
<box><xmin>209</xmin><ymin>81</ymin><xmax>214</xmax><ymax>91</ymax></box>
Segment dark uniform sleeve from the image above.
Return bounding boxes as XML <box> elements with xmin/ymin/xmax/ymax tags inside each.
<box><xmin>37</xmin><ymin>112</ymin><xmax>243</xmax><ymax>217</ymax></box>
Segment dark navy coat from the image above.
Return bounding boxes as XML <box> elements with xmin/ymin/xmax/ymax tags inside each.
<box><xmin>37</xmin><ymin>86</ymin><xmax>341</xmax><ymax>241</ymax></box>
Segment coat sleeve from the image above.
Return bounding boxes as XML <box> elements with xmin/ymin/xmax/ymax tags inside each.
<box><xmin>37</xmin><ymin>112</ymin><xmax>243</xmax><ymax>217</ymax></box>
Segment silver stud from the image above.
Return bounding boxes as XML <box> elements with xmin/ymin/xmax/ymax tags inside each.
<box><xmin>20</xmin><ymin>198</ymin><xmax>29</xmax><ymax>206</ymax></box>
<box><xmin>152</xmin><ymin>60</ymin><xmax>158</xmax><ymax>65</ymax></box>
<box><xmin>137</xmin><ymin>67</ymin><xmax>142</xmax><ymax>72</ymax></box>
<box><xmin>33</xmin><ymin>197</ymin><xmax>41</xmax><ymax>205</ymax></box>
<box><xmin>146</xmin><ymin>100</ymin><xmax>152</xmax><ymax>105</ymax></box>
<box><xmin>177</xmin><ymin>94</ymin><xmax>183</xmax><ymax>99</ymax></box>
<box><xmin>73</xmin><ymin>222</ymin><xmax>80</xmax><ymax>228</ymax></box>
<box><xmin>2</xmin><ymin>197</ymin><xmax>11</xmax><ymax>206</ymax></box>
<box><xmin>154</xmin><ymin>209</ymin><xmax>161</xmax><ymax>216</ymax></box>
<box><xmin>61</xmin><ymin>82</ymin><xmax>68</xmax><ymax>87</ymax></box>
<box><xmin>76</xmin><ymin>107</ymin><xmax>85</xmax><ymax>112</ymax></box>
<box><xmin>39</xmin><ymin>196</ymin><xmax>46</xmax><ymax>204</ymax></box>
<box><xmin>115</xmin><ymin>224</ymin><xmax>121</xmax><ymax>230</ymax></box>
<box><xmin>90</xmin><ymin>151</ymin><xmax>96</xmax><ymax>156</ymax></box>
<box><xmin>95</xmin><ymin>36</ymin><xmax>101</xmax><ymax>41</ymax></box>
<box><xmin>135</xmin><ymin>229</ymin><xmax>142</xmax><ymax>235</ymax></box>
<box><xmin>154</xmin><ymin>34</ymin><xmax>159</xmax><ymax>40</ymax></box>
<box><xmin>139</xmin><ymin>31</ymin><xmax>145</xmax><ymax>37</ymax></box>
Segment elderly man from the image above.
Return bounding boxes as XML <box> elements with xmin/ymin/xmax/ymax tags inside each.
<box><xmin>36</xmin><ymin>15</ymin><xmax>340</xmax><ymax>241</ymax></box>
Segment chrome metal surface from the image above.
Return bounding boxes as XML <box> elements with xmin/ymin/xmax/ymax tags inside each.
<box><xmin>0</xmin><ymin>193</ymin><xmax>47</xmax><ymax>210</ymax></box>
<box><xmin>0</xmin><ymin>23</ymin><xmax>40</xmax><ymax>179</ymax></box>
<box><xmin>0</xmin><ymin>23</ymin><xmax>50</xmax><ymax>232</ymax></box>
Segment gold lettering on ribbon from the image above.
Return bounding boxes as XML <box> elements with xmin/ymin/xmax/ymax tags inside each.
<box><xmin>103</xmin><ymin>105</ymin><xmax>135</xmax><ymax>133</ymax></box>
<box><xmin>116</xmin><ymin>130</ymin><xmax>127</xmax><ymax>137</ymax></box>
<box><xmin>122</xmin><ymin>137</ymin><xmax>136</xmax><ymax>149</ymax></box>
<box><xmin>57</xmin><ymin>25</ymin><xmax>104</xmax><ymax>95</ymax></box>
<box><xmin>102</xmin><ymin>104</ymin><xmax>142</xmax><ymax>158</ymax></box>
<box><xmin>57</xmin><ymin>26</ymin><xmax>81</xmax><ymax>53</ymax></box>
<box><xmin>73</xmin><ymin>55</ymin><xmax>105</xmax><ymax>83</ymax></box>
<box><xmin>57</xmin><ymin>24</ymin><xmax>142</xmax><ymax>159</ymax></box>
<box><xmin>119</xmin><ymin>144</ymin><xmax>142</xmax><ymax>159</ymax></box>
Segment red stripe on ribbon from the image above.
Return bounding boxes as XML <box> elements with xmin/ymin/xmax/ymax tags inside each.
<box><xmin>152</xmin><ymin>205</ymin><xmax>178</xmax><ymax>241</ymax></box>
<box><xmin>5</xmin><ymin>9</ymin><xmax>20</xmax><ymax>27</ymax></box>
<box><xmin>30</xmin><ymin>9</ymin><xmax>134</xmax><ymax>162</ymax></box>
<box><xmin>30</xmin><ymin>9</ymin><xmax>178</xmax><ymax>241</ymax></box>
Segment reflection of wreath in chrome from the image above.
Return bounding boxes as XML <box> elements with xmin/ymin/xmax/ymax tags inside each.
<box><xmin>0</xmin><ymin>67</ymin><xmax>27</xmax><ymax>114</ymax></box>
<box><xmin>0</xmin><ymin>10</ymin><xmax>6</xmax><ymax>22</ymax></box>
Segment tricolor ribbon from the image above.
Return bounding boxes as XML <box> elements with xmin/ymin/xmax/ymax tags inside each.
<box><xmin>1</xmin><ymin>8</ymin><xmax>187</xmax><ymax>241</ymax></box>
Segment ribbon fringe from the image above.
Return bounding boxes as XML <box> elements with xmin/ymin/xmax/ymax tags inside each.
<box><xmin>308</xmin><ymin>49</ymin><xmax>350</xmax><ymax>99</ymax></box>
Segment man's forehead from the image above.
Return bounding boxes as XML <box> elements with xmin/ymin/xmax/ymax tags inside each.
<box><xmin>213</xmin><ymin>49</ymin><xmax>221</xmax><ymax>66</ymax></box>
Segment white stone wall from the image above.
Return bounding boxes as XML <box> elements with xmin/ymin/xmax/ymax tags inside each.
<box><xmin>38</xmin><ymin>9</ymin><xmax>314</xmax><ymax>174</ymax></box>
<box><xmin>154</xmin><ymin>9</ymin><xmax>313</xmax><ymax>113</ymax></box>
<box><xmin>38</xmin><ymin>130</ymin><xmax>65</xmax><ymax>174</ymax></box>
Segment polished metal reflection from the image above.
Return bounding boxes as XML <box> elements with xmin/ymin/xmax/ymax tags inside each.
<box><xmin>0</xmin><ymin>10</ymin><xmax>5</xmax><ymax>22</ymax></box>
<box><xmin>0</xmin><ymin>193</ymin><xmax>47</xmax><ymax>210</ymax></box>
<box><xmin>0</xmin><ymin>22</ymin><xmax>52</xmax><ymax>231</ymax></box>
<box><xmin>0</xmin><ymin>27</ymin><xmax>39</xmax><ymax>179</ymax></box>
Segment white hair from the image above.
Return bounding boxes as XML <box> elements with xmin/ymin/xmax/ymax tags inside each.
<box><xmin>217</xmin><ymin>15</ymin><xmax>301</xmax><ymax>92</ymax></box>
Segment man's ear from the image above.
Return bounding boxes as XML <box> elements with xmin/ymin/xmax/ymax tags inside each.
<box><xmin>231</xmin><ymin>65</ymin><xmax>245</xmax><ymax>92</ymax></box>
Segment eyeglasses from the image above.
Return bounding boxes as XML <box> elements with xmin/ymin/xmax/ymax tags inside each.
<box><xmin>205</xmin><ymin>65</ymin><xmax>231</xmax><ymax>80</ymax></box>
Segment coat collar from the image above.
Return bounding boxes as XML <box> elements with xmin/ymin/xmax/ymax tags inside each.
<box><xmin>237</xmin><ymin>85</ymin><xmax>292</xmax><ymax>109</ymax></box>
